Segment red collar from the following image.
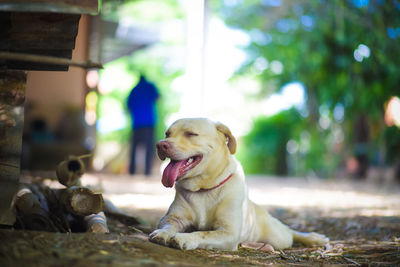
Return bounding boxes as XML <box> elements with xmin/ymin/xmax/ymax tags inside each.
<box><xmin>197</xmin><ymin>173</ymin><xmax>234</xmax><ymax>192</ymax></box>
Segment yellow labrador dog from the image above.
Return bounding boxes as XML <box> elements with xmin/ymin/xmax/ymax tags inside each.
<box><xmin>149</xmin><ymin>118</ymin><xmax>328</xmax><ymax>251</ymax></box>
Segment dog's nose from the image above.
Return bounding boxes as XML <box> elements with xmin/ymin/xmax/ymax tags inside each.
<box><xmin>157</xmin><ymin>140</ymin><xmax>171</xmax><ymax>152</ymax></box>
<box><xmin>156</xmin><ymin>140</ymin><xmax>171</xmax><ymax>160</ymax></box>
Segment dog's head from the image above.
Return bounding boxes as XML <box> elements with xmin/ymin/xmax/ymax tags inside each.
<box><xmin>156</xmin><ymin>118</ymin><xmax>236</xmax><ymax>190</ymax></box>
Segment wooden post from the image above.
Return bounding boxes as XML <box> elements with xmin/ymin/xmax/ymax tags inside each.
<box><xmin>0</xmin><ymin>70</ymin><xmax>26</xmax><ymax>225</ymax></box>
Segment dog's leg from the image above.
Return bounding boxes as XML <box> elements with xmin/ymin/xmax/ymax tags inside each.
<box><xmin>170</xmin><ymin>227</ymin><xmax>240</xmax><ymax>251</ymax></box>
<box><xmin>168</xmin><ymin>197</ymin><xmax>243</xmax><ymax>251</ymax></box>
<box><xmin>149</xmin><ymin>212</ymin><xmax>194</xmax><ymax>245</ymax></box>
<box><xmin>292</xmin><ymin>230</ymin><xmax>329</xmax><ymax>247</ymax></box>
<box><xmin>254</xmin><ymin>204</ymin><xmax>329</xmax><ymax>249</ymax></box>
<box><xmin>149</xmin><ymin>213</ymin><xmax>191</xmax><ymax>246</ymax></box>
<box><xmin>149</xmin><ymin>195</ymin><xmax>193</xmax><ymax>246</ymax></box>
<box><xmin>257</xmin><ymin>213</ymin><xmax>294</xmax><ymax>250</ymax></box>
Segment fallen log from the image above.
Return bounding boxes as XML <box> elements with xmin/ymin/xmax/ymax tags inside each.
<box><xmin>13</xmin><ymin>185</ymin><xmax>59</xmax><ymax>231</ymax></box>
<box><xmin>56</xmin><ymin>154</ymin><xmax>90</xmax><ymax>187</ymax></box>
<box><xmin>59</xmin><ymin>186</ymin><xmax>103</xmax><ymax>217</ymax></box>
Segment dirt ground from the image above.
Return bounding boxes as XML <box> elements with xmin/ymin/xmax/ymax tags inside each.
<box><xmin>1</xmin><ymin>174</ymin><xmax>400</xmax><ymax>266</ymax></box>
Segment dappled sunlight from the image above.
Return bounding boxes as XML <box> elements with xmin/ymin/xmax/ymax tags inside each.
<box><xmin>81</xmin><ymin>173</ymin><xmax>174</xmax><ymax>211</ymax></box>
<box><xmin>249</xmin><ymin>185</ymin><xmax>400</xmax><ymax>217</ymax></box>
<box><xmin>107</xmin><ymin>193</ymin><xmax>173</xmax><ymax>210</ymax></box>
<box><xmin>246</xmin><ymin>177</ymin><xmax>400</xmax><ymax>218</ymax></box>
<box><xmin>81</xmin><ymin>174</ymin><xmax>400</xmax><ymax>217</ymax></box>
<box><xmin>385</xmin><ymin>96</ymin><xmax>400</xmax><ymax>127</ymax></box>
<box><xmin>261</xmin><ymin>82</ymin><xmax>305</xmax><ymax>116</ymax></box>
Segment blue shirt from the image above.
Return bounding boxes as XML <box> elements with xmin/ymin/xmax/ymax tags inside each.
<box><xmin>127</xmin><ymin>76</ymin><xmax>159</xmax><ymax>129</ymax></box>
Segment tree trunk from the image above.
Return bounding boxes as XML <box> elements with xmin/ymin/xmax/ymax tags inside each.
<box><xmin>0</xmin><ymin>70</ymin><xmax>26</xmax><ymax>225</ymax></box>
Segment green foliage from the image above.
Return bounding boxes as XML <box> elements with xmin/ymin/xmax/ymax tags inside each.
<box><xmin>102</xmin><ymin>0</ymin><xmax>184</xmax><ymax>22</ymax></box>
<box><xmin>97</xmin><ymin>57</ymin><xmax>135</xmax><ymax>144</ymax></box>
<box><xmin>237</xmin><ymin>108</ymin><xmax>301</xmax><ymax>175</ymax></box>
<box><xmin>301</xmin><ymin>128</ymin><xmax>341</xmax><ymax>178</ymax></box>
<box><xmin>214</xmin><ymin>0</ymin><xmax>400</xmax><ymax>175</ymax></box>
<box><xmin>238</xmin><ymin>109</ymin><xmax>343</xmax><ymax>177</ymax></box>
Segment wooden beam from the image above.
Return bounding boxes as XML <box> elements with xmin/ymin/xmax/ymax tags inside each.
<box><xmin>0</xmin><ymin>0</ymin><xmax>99</xmax><ymax>14</ymax></box>
<box><xmin>0</xmin><ymin>52</ymin><xmax>103</xmax><ymax>69</ymax></box>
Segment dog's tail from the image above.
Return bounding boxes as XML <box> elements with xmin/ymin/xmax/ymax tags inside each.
<box><xmin>292</xmin><ymin>230</ymin><xmax>329</xmax><ymax>247</ymax></box>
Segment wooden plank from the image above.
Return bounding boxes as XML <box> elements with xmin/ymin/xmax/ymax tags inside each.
<box><xmin>0</xmin><ymin>51</ymin><xmax>103</xmax><ymax>70</ymax></box>
<box><xmin>0</xmin><ymin>0</ymin><xmax>99</xmax><ymax>14</ymax></box>
<box><xmin>10</xmin><ymin>12</ymin><xmax>80</xmax><ymax>34</ymax></box>
<box><xmin>9</xmin><ymin>12</ymin><xmax>80</xmax><ymax>50</ymax></box>
<box><xmin>9</xmin><ymin>34</ymin><xmax>78</xmax><ymax>50</ymax></box>
<box><xmin>0</xmin><ymin>12</ymin><xmax>80</xmax><ymax>51</ymax></box>
<box><xmin>9</xmin><ymin>49</ymin><xmax>73</xmax><ymax>59</ymax></box>
<box><xmin>4</xmin><ymin>49</ymin><xmax>71</xmax><ymax>70</ymax></box>
<box><xmin>5</xmin><ymin>62</ymin><xmax>69</xmax><ymax>71</ymax></box>
<box><xmin>0</xmin><ymin>11</ymin><xmax>82</xmax><ymax>70</ymax></box>
<box><xmin>0</xmin><ymin>12</ymin><xmax>11</xmax><ymax>50</ymax></box>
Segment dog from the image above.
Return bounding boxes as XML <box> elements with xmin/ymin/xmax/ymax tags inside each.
<box><xmin>149</xmin><ymin>118</ymin><xmax>329</xmax><ymax>251</ymax></box>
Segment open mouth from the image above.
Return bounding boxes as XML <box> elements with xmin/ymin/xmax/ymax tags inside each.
<box><xmin>162</xmin><ymin>155</ymin><xmax>202</xmax><ymax>188</ymax></box>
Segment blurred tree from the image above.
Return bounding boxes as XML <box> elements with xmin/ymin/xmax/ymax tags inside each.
<box><xmin>212</xmin><ymin>0</ymin><xmax>400</xmax><ymax>176</ymax></box>
<box><xmin>238</xmin><ymin>108</ymin><xmax>301</xmax><ymax>175</ymax></box>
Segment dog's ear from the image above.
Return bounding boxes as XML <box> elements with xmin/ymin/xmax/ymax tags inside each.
<box><xmin>216</xmin><ymin>122</ymin><xmax>237</xmax><ymax>154</ymax></box>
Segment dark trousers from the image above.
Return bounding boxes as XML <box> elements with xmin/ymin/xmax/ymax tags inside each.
<box><xmin>129</xmin><ymin>127</ymin><xmax>155</xmax><ymax>175</ymax></box>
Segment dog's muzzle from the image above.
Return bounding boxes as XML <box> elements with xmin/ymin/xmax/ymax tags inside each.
<box><xmin>156</xmin><ymin>140</ymin><xmax>171</xmax><ymax>160</ymax></box>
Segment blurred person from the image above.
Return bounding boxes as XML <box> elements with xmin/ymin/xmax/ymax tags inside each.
<box><xmin>127</xmin><ymin>75</ymin><xmax>160</xmax><ymax>176</ymax></box>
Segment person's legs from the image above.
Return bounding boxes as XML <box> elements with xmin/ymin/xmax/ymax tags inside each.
<box><xmin>144</xmin><ymin>127</ymin><xmax>155</xmax><ymax>176</ymax></box>
<box><xmin>129</xmin><ymin>131</ymin><xmax>138</xmax><ymax>175</ymax></box>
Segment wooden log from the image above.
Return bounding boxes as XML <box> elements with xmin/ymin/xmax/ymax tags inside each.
<box><xmin>13</xmin><ymin>185</ymin><xmax>59</xmax><ymax>231</ymax></box>
<box><xmin>60</xmin><ymin>186</ymin><xmax>103</xmax><ymax>216</ymax></box>
<box><xmin>56</xmin><ymin>155</ymin><xmax>86</xmax><ymax>187</ymax></box>
<box><xmin>13</xmin><ymin>182</ymin><xmax>108</xmax><ymax>232</ymax></box>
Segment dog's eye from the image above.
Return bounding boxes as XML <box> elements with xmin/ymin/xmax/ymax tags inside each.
<box><xmin>165</xmin><ymin>131</ymin><xmax>171</xmax><ymax>138</ymax></box>
<box><xmin>184</xmin><ymin>131</ymin><xmax>198</xmax><ymax>137</ymax></box>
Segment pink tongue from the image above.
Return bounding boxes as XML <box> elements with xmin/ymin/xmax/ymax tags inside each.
<box><xmin>162</xmin><ymin>160</ymin><xmax>186</xmax><ymax>188</ymax></box>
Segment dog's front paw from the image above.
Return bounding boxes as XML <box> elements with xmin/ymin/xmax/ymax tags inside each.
<box><xmin>308</xmin><ymin>232</ymin><xmax>329</xmax><ymax>246</ymax></box>
<box><xmin>170</xmin><ymin>233</ymin><xmax>199</xmax><ymax>250</ymax></box>
<box><xmin>149</xmin><ymin>229</ymin><xmax>175</xmax><ymax>246</ymax></box>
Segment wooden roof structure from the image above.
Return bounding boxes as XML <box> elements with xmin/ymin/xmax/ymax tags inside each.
<box><xmin>0</xmin><ymin>0</ymin><xmax>100</xmax><ymax>71</ymax></box>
